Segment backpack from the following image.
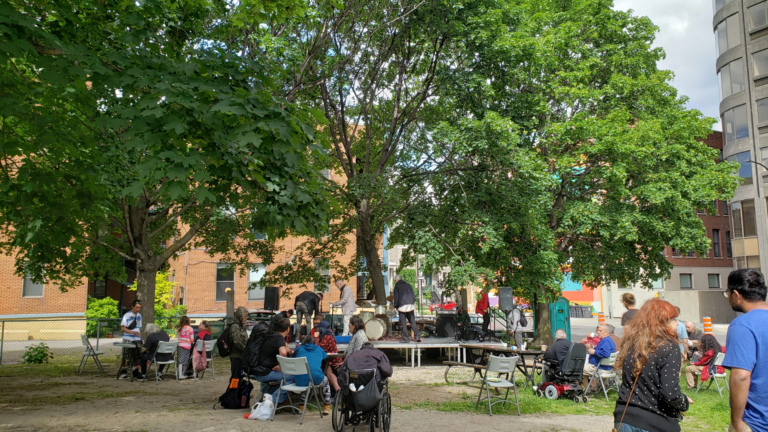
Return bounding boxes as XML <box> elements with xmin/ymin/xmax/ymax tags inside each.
<box><xmin>215</xmin><ymin>372</ymin><xmax>253</xmax><ymax>410</ymax></box>
<box><xmin>242</xmin><ymin>322</ymin><xmax>272</xmax><ymax>376</ymax></box>
<box><xmin>217</xmin><ymin>324</ymin><xmax>233</xmax><ymax>358</ymax></box>
<box><xmin>517</xmin><ymin>307</ymin><xmax>528</xmax><ymax>328</ymax></box>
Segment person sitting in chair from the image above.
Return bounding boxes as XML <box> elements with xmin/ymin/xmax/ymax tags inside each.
<box><xmin>338</xmin><ymin>342</ymin><xmax>393</xmax><ymax>389</ymax></box>
<box><xmin>582</xmin><ymin>324</ymin><xmax>616</xmax><ymax>390</ymax></box>
<box><xmin>542</xmin><ymin>329</ymin><xmax>572</xmax><ymax>381</ymax></box>
<box><xmin>139</xmin><ymin>323</ymin><xmax>171</xmax><ymax>379</ymax></box>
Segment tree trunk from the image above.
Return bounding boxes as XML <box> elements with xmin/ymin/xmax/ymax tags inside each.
<box><xmin>135</xmin><ymin>266</ymin><xmax>157</xmax><ymax>328</ymax></box>
<box><xmin>357</xmin><ymin>210</ymin><xmax>386</xmax><ymax>305</ymax></box>
<box><xmin>532</xmin><ymin>297</ymin><xmax>554</xmax><ymax>346</ymax></box>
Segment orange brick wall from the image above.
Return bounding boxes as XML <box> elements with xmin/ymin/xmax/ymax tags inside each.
<box><xmin>0</xmin><ymin>253</ymin><xmax>88</xmax><ymax>316</ymax></box>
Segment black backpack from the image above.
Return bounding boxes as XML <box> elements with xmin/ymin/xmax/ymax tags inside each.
<box><xmin>518</xmin><ymin>307</ymin><xmax>528</xmax><ymax>328</ymax></box>
<box><xmin>215</xmin><ymin>372</ymin><xmax>253</xmax><ymax>410</ymax></box>
<box><xmin>242</xmin><ymin>322</ymin><xmax>272</xmax><ymax>376</ymax></box>
<box><xmin>217</xmin><ymin>323</ymin><xmax>233</xmax><ymax>358</ymax></box>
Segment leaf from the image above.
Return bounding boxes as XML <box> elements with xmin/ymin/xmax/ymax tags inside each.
<box><xmin>196</xmin><ymin>187</ymin><xmax>216</xmax><ymax>204</ymax></box>
<box><xmin>122</xmin><ymin>181</ymin><xmax>144</xmax><ymax>197</ymax></box>
<box><xmin>308</xmin><ymin>108</ymin><xmax>329</xmax><ymax>125</ymax></box>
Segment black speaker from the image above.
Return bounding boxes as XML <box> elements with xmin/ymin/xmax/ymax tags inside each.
<box><xmin>264</xmin><ymin>286</ymin><xmax>280</xmax><ymax>311</ymax></box>
<box><xmin>499</xmin><ymin>287</ymin><xmax>514</xmax><ymax>311</ymax></box>
<box><xmin>436</xmin><ymin>311</ymin><xmax>457</xmax><ymax>337</ymax></box>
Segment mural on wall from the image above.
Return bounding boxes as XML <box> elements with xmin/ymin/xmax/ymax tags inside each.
<box><xmin>560</xmin><ymin>273</ymin><xmax>601</xmax><ymax>314</ymax></box>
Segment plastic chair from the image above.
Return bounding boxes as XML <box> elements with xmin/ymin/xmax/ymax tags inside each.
<box><xmin>193</xmin><ymin>339</ymin><xmax>217</xmax><ymax>380</ymax></box>
<box><xmin>77</xmin><ymin>335</ymin><xmax>105</xmax><ymax>373</ymax></box>
<box><xmin>271</xmin><ymin>355</ymin><xmax>325</xmax><ymax>424</ymax></box>
<box><xmin>475</xmin><ymin>355</ymin><xmax>520</xmax><ymax>416</ymax></box>
<box><xmin>152</xmin><ymin>341</ymin><xmax>179</xmax><ymax>384</ymax></box>
<box><xmin>586</xmin><ymin>351</ymin><xmax>620</xmax><ymax>401</ymax></box>
<box><xmin>696</xmin><ymin>352</ymin><xmax>729</xmax><ymax>397</ymax></box>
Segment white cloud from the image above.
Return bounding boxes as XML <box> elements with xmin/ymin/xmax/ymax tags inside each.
<box><xmin>613</xmin><ymin>0</ymin><xmax>721</xmax><ymax>130</ymax></box>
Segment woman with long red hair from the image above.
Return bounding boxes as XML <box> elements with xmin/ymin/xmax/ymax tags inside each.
<box><xmin>613</xmin><ymin>299</ymin><xmax>689</xmax><ymax>432</ymax></box>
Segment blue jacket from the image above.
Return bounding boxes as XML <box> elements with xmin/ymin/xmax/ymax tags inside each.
<box><xmin>294</xmin><ymin>343</ymin><xmax>328</xmax><ymax>386</ymax></box>
<box><xmin>589</xmin><ymin>336</ymin><xmax>616</xmax><ymax>370</ymax></box>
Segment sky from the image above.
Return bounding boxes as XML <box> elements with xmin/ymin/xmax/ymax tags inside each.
<box><xmin>613</xmin><ymin>0</ymin><xmax>722</xmax><ymax>131</ymax></box>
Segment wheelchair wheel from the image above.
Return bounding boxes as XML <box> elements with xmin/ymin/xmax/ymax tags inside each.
<box><xmin>582</xmin><ymin>396</ymin><xmax>589</xmax><ymax>403</ymax></box>
<box><xmin>332</xmin><ymin>392</ymin><xmax>345</xmax><ymax>432</ymax></box>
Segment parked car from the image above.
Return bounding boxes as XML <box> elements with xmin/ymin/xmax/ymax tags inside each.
<box><xmin>429</xmin><ymin>301</ymin><xmax>457</xmax><ymax>312</ymax></box>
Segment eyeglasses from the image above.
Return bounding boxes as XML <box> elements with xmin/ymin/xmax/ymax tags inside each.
<box><xmin>723</xmin><ymin>291</ymin><xmax>730</xmax><ymax>299</ymax></box>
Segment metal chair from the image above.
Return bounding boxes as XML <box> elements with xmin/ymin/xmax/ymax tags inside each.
<box><xmin>271</xmin><ymin>355</ymin><xmax>325</xmax><ymax>424</ymax></box>
<box><xmin>77</xmin><ymin>335</ymin><xmax>105</xmax><ymax>373</ymax></box>
<box><xmin>696</xmin><ymin>352</ymin><xmax>729</xmax><ymax>397</ymax></box>
<box><xmin>152</xmin><ymin>341</ymin><xmax>179</xmax><ymax>384</ymax></box>
<box><xmin>475</xmin><ymin>355</ymin><xmax>520</xmax><ymax>416</ymax></box>
<box><xmin>193</xmin><ymin>339</ymin><xmax>216</xmax><ymax>380</ymax></box>
<box><xmin>586</xmin><ymin>351</ymin><xmax>621</xmax><ymax>401</ymax></box>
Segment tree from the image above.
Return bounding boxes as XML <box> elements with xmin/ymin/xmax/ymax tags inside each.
<box><xmin>0</xmin><ymin>0</ymin><xmax>331</xmax><ymax>326</ymax></box>
<box><xmin>234</xmin><ymin>0</ymin><xmax>505</xmax><ymax>304</ymax></box>
<box><xmin>391</xmin><ymin>0</ymin><xmax>738</xmax><ymax>344</ymax></box>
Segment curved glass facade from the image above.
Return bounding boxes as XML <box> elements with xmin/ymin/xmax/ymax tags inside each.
<box><xmin>719</xmin><ymin>58</ymin><xmax>746</xmax><ymax>99</ymax></box>
<box><xmin>716</xmin><ymin>14</ymin><xmax>741</xmax><ymax>56</ymax></box>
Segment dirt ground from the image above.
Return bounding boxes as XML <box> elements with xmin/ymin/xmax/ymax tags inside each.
<box><xmin>0</xmin><ymin>360</ymin><xmax>613</xmax><ymax>432</ymax></box>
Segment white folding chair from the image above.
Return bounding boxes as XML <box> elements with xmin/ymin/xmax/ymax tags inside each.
<box><xmin>193</xmin><ymin>339</ymin><xmax>217</xmax><ymax>380</ymax></box>
<box><xmin>271</xmin><ymin>355</ymin><xmax>325</xmax><ymax>424</ymax></box>
<box><xmin>586</xmin><ymin>351</ymin><xmax>620</xmax><ymax>401</ymax></box>
<box><xmin>475</xmin><ymin>355</ymin><xmax>520</xmax><ymax>416</ymax></box>
<box><xmin>696</xmin><ymin>352</ymin><xmax>729</xmax><ymax>397</ymax></box>
<box><xmin>152</xmin><ymin>341</ymin><xmax>179</xmax><ymax>384</ymax></box>
<box><xmin>77</xmin><ymin>335</ymin><xmax>105</xmax><ymax>373</ymax></box>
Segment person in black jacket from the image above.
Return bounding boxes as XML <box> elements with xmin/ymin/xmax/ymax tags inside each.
<box><xmin>393</xmin><ymin>275</ymin><xmax>420</xmax><ymax>343</ymax></box>
<box><xmin>139</xmin><ymin>323</ymin><xmax>171</xmax><ymax>379</ymax></box>
<box><xmin>294</xmin><ymin>291</ymin><xmax>323</xmax><ymax>340</ymax></box>
<box><xmin>541</xmin><ymin>329</ymin><xmax>572</xmax><ymax>382</ymax></box>
<box><xmin>614</xmin><ymin>299</ymin><xmax>689</xmax><ymax>432</ymax></box>
<box><xmin>337</xmin><ymin>343</ymin><xmax>393</xmax><ymax>388</ymax></box>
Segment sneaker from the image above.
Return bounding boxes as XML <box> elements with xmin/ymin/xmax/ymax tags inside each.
<box><xmin>119</xmin><ymin>372</ymin><xmax>128</xmax><ymax>379</ymax></box>
<box><xmin>132</xmin><ymin>370</ymin><xmax>144</xmax><ymax>381</ymax></box>
<box><xmin>323</xmin><ymin>404</ymin><xmax>331</xmax><ymax>415</ymax></box>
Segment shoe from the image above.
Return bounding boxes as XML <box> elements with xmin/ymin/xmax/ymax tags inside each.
<box><xmin>416</xmin><ymin>338</ymin><xmax>422</xmax><ymax>342</ymax></box>
<box><xmin>119</xmin><ymin>371</ymin><xmax>128</xmax><ymax>379</ymax></box>
<box><xmin>399</xmin><ymin>340</ymin><xmax>410</xmax><ymax>343</ymax></box>
<box><xmin>323</xmin><ymin>404</ymin><xmax>331</xmax><ymax>415</ymax></box>
<box><xmin>132</xmin><ymin>370</ymin><xmax>144</xmax><ymax>381</ymax></box>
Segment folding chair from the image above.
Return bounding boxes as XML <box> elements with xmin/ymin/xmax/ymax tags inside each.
<box><xmin>77</xmin><ymin>335</ymin><xmax>105</xmax><ymax>373</ymax></box>
<box><xmin>586</xmin><ymin>351</ymin><xmax>621</xmax><ymax>401</ymax></box>
<box><xmin>271</xmin><ymin>355</ymin><xmax>325</xmax><ymax>424</ymax></box>
<box><xmin>696</xmin><ymin>352</ymin><xmax>729</xmax><ymax>397</ymax></box>
<box><xmin>475</xmin><ymin>355</ymin><xmax>520</xmax><ymax>416</ymax></box>
<box><xmin>152</xmin><ymin>341</ymin><xmax>179</xmax><ymax>384</ymax></box>
<box><xmin>193</xmin><ymin>339</ymin><xmax>217</xmax><ymax>380</ymax></box>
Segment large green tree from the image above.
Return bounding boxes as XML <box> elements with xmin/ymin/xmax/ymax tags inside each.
<box><xmin>0</xmin><ymin>0</ymin><xmax>330</xmax><ymax>325</ymax></box>
<box><xmin>392</xmin><ymin>0</ymin><xmax>739</xmax><ymax>344</ymax></box>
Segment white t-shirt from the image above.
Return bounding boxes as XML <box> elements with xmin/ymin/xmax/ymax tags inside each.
<box><xmin>397</xmin><ymin>304</ymin><xmax>415</xmax><ymax>313</ymax></box>
<box><xmin>121</xmin><ymin>311</ymin><xmax>142</xmax><ymax>342</ymax></box>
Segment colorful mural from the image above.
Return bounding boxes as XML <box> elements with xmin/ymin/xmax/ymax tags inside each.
<box><xmin>560</xmin><ymin>273</ymin><xmax>601</xmax><ymax>314</ymax></box>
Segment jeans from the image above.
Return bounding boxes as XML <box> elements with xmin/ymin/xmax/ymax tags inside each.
<box><xmin>296</xmin><ymin>302</ymin><xmax>311</xmax><ymax>339</ymax></box>
<box><xmin>614</xmin><ymin>423</ymin><xmax>650</xmax><ymax>432</ymax></box>
<box><xmin>230</xmin><ymin>357</ymin><xmax>243</xmax><ymax>378</ymax></box>
<box><xmin>252</xmin><ymin>370</ymin><xmax>296</xmax><ymax>404</ymax></box>
<box><xmin>482</xmin><ymin>313</ymin><xmax>490</xmax><ymax>334</ymax></box>
<box><xmin>342</xmin><ymin>314</ymin><xmax>352</xmax><ymax>336</ymax></box>
<box><xmin>399</xmin><ymin>311</ymin><xmax>420</xmax><ymax>341</ymax></box>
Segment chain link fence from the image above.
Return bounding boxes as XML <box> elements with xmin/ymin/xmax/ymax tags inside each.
<box><xmin>0</xmin><ymin>317</ymin><xmax>182</xmax><ymax>365</ymax></box>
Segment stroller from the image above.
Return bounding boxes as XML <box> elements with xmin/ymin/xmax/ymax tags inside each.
<box><xmin>534</xmin><ymin>343</ymin><xmax>589</xmax><ymax>403</ymax></box>
<box><xmin>332</xmin><ymin>368</ymin><xmax>391</xmax><ymax>432</ymax></box>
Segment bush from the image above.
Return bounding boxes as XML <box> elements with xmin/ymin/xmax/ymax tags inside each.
<box><xmin>84</xmin><ymin>296</ymin><xmax>120</xmax><ymax>337</ymax></box>
<box><xmin>22</xmin><ymin>343</ymin><xmax>53</xmax><ymax>364</ymax></box>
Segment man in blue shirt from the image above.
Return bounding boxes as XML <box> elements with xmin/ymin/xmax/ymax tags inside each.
<box><xmin>582</xmin><ymin>324</ymin><xmax>616</xmax><ymax>389</ymax></box>
<box><xmin>675</xmin><ymin>307</ymin><xmax>689</xmax><ymax>360</ymax></box>
<box><xmin>723</xmin><ymin>269</ymin><xmax>768</xmax><ymax>432</ymax></box>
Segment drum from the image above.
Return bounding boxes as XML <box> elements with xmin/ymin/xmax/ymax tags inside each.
<box><xmin>374</xmin><ymin>305</ymin><xmax>387</xmax><ymax>316</ymax></box>
<box><xmin>360</xmin><ymin>311</ymin><xmax>374</xmax><ymax>323</ymax></box>
<box><xmin>365</xmin><ymin>318</ymin><xmax>386</xmax><ymax>340</ymax></box>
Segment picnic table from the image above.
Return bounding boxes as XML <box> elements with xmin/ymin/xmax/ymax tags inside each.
<box><xmin>453</xmin><ymin>343</ymin><xmax>544</xmax><ymax>389</ymax></box>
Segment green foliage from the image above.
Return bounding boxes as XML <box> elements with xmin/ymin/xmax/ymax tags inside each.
<box><xmin>84</xmin><ymin>296</ymin><xmax>120</xmax><ymax>337</ymax></box>
<box><xmin>399</xmin><ymin>269</ymin><xmax>417</xmax><ymax>296</ymax></box>
<box><xmin>22</xmin><ymin>343</ymin><xmax>53</xmax><ymax>364</ymax></box>
<box><xmin>130</xmin><ymin>271</ymin><xmax>186</xmax><ymax>319</ymax></box>
<box><xmin>0</xmin><ymin>0</ymin><xmax>332</xmax><ymax>323</ymax></box>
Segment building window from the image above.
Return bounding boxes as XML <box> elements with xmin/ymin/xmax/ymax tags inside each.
<box><xmin>716</xmin><ymin>14</ymin><xmax>741</xmax><ymax>56</ymax></box>
<box><xmin>708</xmin><ymin>274</ymin><xmax>721</xmax><ymax>289</ymax></box>
<box><xmin>314</xmin><ymin>258</ymin><xmax>331</xmax><ymax>293</ymax></box>
<box><xmin>22</xmin><ymin>271</ymin><xmax>45</xmax><ymax>298</ymax></box>
<box><xmin>726</xmin><ymin>231</ymin><xmax>733</xmax><ymax>257</ymax></box>
<box><xmin>713</xmin><ymin>200</ymin><xmax>720</xmax><ymax>215</ymax></box>
<box><xmin>247</xmin><ymin>263</ymin><xmax>267</xmax><ymax>300</ymax></box>
<box><xmin>651</xmin><ymin>279</ymin><xmax>664</xmax><ymax>290</ymax></box>
<box><xmin>756</xmin><ymin>49</ymin><xmax>768</xmax><ymax>77</ymax></box>
<box><xmin>617</xmin><ymin>284</ymin><xmax>632</xmax><ymax>290</ymax></box>
<box><xmin>758</xmin><ymin>99</ymin><xmax>768</xmax><ymax>126</ymax></box>
<box><xmin>687</xmin><ymin>250</ymin><xmax>696</xmax><ymax>258</ymax></box>
<box><xmin>724</xmin><ymin>105</ymin><xmax>750</xmax><ymax>143</ymax></box>
<box><xmin>724</xmin><ymin>200</ymin><xmax>729</xmax><ymax>215</ymax></box>
<box><xmin>732</xmin><ymin>199</ymin><xmax>758</xmax><ymax>238</ymax></box>
<box><xmin>672</xmin><ymin>248</ymin><xmax>681</xmax><ymax>257</ymax></box>
<box><xmin>713</xmin><ymin>229</ymin><xmax>721</xmax><ymax>257</ymax></box>
<box><xmin>714</xmin><ymin>0</ymin><xmax>735</xmax><ymax>14</ymax></box>
<box><xmin>216</xmin><ymin>264</ymin><xmax>235</xmax><ymax>302</ymax></box>
<box><xmin>94</xmin><ymin>280</ymin><xmax>107</xmax><ymax>298</ymax></box>
<box><xmin>719</xmin><ymin>59</ymin><xmax>746</xmax><ymax>99</ymax></box>
<box><xmin>750</xmin><ymin>1</ymin><xmax>768</xmax><ymax>29</ymax></box>
<box><xmin>727</xmin><ymin>151</ymin><xmax>754</xmax><ymax>185</ymax></box>
<box><xmin>680</xmin><ymin>274</ymin><xmax>693</xmax><ymax>290</ymax></box>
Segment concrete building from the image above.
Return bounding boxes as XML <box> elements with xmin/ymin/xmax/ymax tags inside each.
<box><xmin>714</xmin><ymin>0</ymin><xmax>768</xmax><ymax>273</ymax></box>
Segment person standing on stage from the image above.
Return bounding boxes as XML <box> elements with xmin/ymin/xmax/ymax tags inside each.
<box><xmin>393</xmin><ymin>274</ymin><xmax>421</xmax><ymax>343</ymax></box>
<box><xmin>331</xmin><ymin>279</ymin><xmax>356</xmax><ymax>336</ymax></box>
<box><xmin>476</xmin><ymin>291</ymin><xmax>490</xmax><ymax>335</ymax></box>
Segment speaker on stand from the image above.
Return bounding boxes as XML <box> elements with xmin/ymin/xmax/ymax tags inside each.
<box><xmin>264</xmin><ymin>286</ymin><xmax>280</xmax><ymax>311</ymax></box>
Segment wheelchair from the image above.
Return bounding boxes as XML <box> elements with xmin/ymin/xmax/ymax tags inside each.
<box><xmin>332</xmin><ymin>368</ymin><xmax>391</xmax><ymax>432</ymax></box>
<box><xmin>533</xmin><ymin>343</ymin><xmax>589</xmax><ymax>404</ymax></box>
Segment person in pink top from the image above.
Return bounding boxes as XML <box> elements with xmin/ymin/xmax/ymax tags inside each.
<box><xmin>176</xmin><ymin>316</ymin><xmax>194</xmax><ymax>379</ymax></box>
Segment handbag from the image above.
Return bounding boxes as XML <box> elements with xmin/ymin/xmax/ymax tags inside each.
<box><xmin>612</xmin><ymin>373</ymin><xmax>640</xmax><ymax>432</ymax></box>
<box><xmin>193</xmin><ymin>340</ymin><xmax>207</xmax><ymax>373</ymax></box>
<box><xmin>126</xmin><ymin>313</ymin><xmax>138</xmax><ymax>330</ymax></box>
